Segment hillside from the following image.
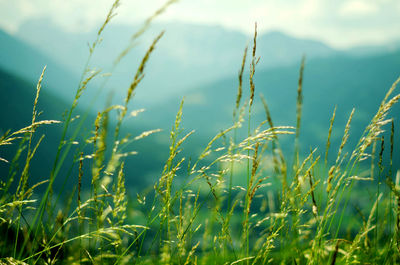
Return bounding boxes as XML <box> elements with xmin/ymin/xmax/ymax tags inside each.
<box><xmin>0</xmin><ymin>67</ymin><xmax>169</xmax><ymax>192</ymax></box>
<box><xmin>140</xmin><ymin>49</ymin><xmax>400</xmax><ymax>165</ymax></box>
<box><xmin>0</xmin><ymin>67</ymin><xmax>68</xmax><ymax>191</ymax></box>
<box><xmin>2</xmin><ymin>21</ymin><xmax>400</xmax><ymax>189</ymax></box>
<box><xmin>16</xmin><ymin>19</ymin><xmax>337</xmax><ymax>104</ymax></box>
<box><xmin>0</xmin><ymin>29</ymin><xmax>79</xmax><ymax>102</ymax></box>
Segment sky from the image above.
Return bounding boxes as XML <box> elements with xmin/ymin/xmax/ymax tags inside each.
<box><xmin>0</xmin><ymin>0</ymin><xmax>400</xmax><ymax>49</ymax></box>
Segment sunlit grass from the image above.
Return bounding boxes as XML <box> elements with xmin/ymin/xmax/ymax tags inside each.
<box><xmin>1</xmin><ymin>1</ymin><xmax>400</xmax><ymax>264</ymax></box>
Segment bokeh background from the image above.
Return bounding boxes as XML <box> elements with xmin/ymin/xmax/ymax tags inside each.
<box><xmin>0</xmin><ymin>0</ymin><xmax>399</xmax><ymax>192</ymax></box>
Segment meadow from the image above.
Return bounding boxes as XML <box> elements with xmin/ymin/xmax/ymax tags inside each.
<box><xmin>1</xmin><ymin>1</ymin><xmax>400</xmax><ymax>264</ymax></box>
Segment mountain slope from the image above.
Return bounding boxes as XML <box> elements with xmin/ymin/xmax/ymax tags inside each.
<box><xmin>141</xmin><ymin>49</ymin><xmax>400</xmax><ymax>165</ymax></box>
<box><xmin>0</xmin><ymin>67</ymin><xmax>69</xmax><ymax>191</ymax></box>
<box><xmin>0</xmin><ymin>29</ymin><xmax>79</xmax><ymax>102</ymax></box>
<box><xmin>0</xmin><ymin>67</ymin><xmax>170</xmax><ymax>192</ymax></box>
<box><xmin>16</xmin><ymin>19</ymin><xmax>337</xmax><ymax>104</ymax></box>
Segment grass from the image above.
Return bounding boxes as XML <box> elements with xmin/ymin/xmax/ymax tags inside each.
<box><xmin>1</xmin><ymin>1</ymin><xmax>400</xmax><ymax>264</ymax></box>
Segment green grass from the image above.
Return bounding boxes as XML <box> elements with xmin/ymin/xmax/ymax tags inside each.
<box><xmin>1</xmin><ymin>1</ymin><xmax>400</xmax><ymax>264</ymax></box>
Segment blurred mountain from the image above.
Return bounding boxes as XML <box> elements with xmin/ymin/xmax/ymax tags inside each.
<box><xmin>2</xmin><ymin>19</ymin><xmax>400</xmax><ymax>190</ymax></box>
<box><xmin>0</xmin><ymin>66</ymin><xmax>68</xmax><ymax>191</ymax></box>
<box><xmin>142</xmin><ymin>49</ymin><xmax>400</xmax><ymax>165</ymax></box>
<box><xmin>15</xmin><ymin>19</ymin><xmax>338</xmax><ymax>105</ymax></box>
<box><xmin>0</xmin><ymin>29</ymin><xmax>79</xmax><ymax>101</ymax></box>
<box><xmin>0</xmin><ymin>66</ymin><xmax>169</xmax><ymax>191</ymax></box>
<box><xmin>0</xmin><ymin>67</ymin><xmax>67</xmax><ymax>132</ymax></box>
<box><xmin>344</xmin><ymin>43</ymin><xmax>400</xmax><ymax>57</ymax></box>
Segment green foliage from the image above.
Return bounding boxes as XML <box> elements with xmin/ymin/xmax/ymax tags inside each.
<box><xmin>1</xmin><ymin>2</ymin><xmax>400</xmax><ymax>264</ymax></box>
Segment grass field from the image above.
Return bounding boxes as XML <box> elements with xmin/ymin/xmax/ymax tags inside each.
<box><xmin>1</xmin><ymin>1</ymin><xmax>400</xmax><ymax>264</ymax></box>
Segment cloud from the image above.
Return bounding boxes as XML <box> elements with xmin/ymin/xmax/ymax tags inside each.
<box><xmin>339</xmin><ymin>1</ymin><xmax>378</xmax><ymax>17</ymax></box>
<box><xmin>0</xmin><ymin>0</ymin><xmax>40</xmax><ymax>32</ymax></box>
<box><xmin>0</xmin><ymin>0</ymin><xmax>399</xmax><ymax>48</ymax></box>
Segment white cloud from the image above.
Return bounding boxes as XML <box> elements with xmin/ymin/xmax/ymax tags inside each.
<box><xmin>0</xmin><ymin>0</ymin><xmax>41</xmax><ymax>32</ymax></box>
<box><xmin>339</xmin><ymin>1</ymin><xmax>378</xmax><ymax>17</ymax></box>
<box><xmin>0</xmin><ymin>0</ymin><xmax>399</xmax><ymax>48</ymax></box>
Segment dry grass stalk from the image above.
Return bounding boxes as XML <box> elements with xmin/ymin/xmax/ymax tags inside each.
<box><xmin>114</xmin><ymin>32</ymin><xmax>164</xmax><ymax>141</ymax></box>
<box><xmin>91</xmin><ymin>111</ymin><xmax>108</xmax><ymax>211</ymax></box>
<box><xmin>32</xmin><ymin>66</ymin><xmax>46</xmax><ymax>125</ymax></box>
<box><xmin>134</xmin><ymin>31</ymin><xmax>165</xmax><ymax>84</ymax></box>
<box><xmin>329</xmin><ymin>241</ymin><xmax>340</xmax><ymax>265</ymax></box>
<box><xmin>390</xmin><ymin>120</ymin><xmax>394</xmax><ymax>168</ymax></box>
<box><xmin>115</xmin><ymin>0</ymin><xmax>178</xmax><ymax>65</ymax></box>
<box><xmin>133</xmin><ymin>0</ymin><xmax>178</xmax><ymax>41</ymax></box>
<box><xmin>370</xmin><ymin>139</ymin><xmax>377</xmax><ymax>181</ymax></box>
<box><xmin>396</xmin><ymin>171</ymin><xmax>400</xmax><ymax>252</ymax></box>
<box><xmin>72</xmin><ymin>70</ymin><xmax>101</xmax><ymax>109</ymax></box>
<box><xmin>293</xmin><ymin>56</ymin><xmax>305</xmax><ymax>172</ymax></box>
<box><xmin>235</xmin><ymin>45</ymin><xmax>248</xmax><ymax>116</ymax></box>
<box><xmin>325</xmin><ymin>106</ymin><xmax>336</xmax><ymax>165</ymax></box>
<box><xmin>326</xmin><ymin>166</ymin><xmax>336</xmax><ymax>193</ymax></box>
<box><xmin>16</xmin><ymin>67</ymin><xmax>51</xmax><ymax>200</ymax></box>
<box><xmin>308</xmin><ymin>172</ymin><xmax>318</xmax><ymax>216</ymax></box>
<box><xmin>16</xmin><ymin>135</ymin><xmax>45</xmax><ymax>200</ymax></box>
<box><xmin>97</xmin><ymin>1</ymin><xmax>120</xmax><ymax>38</ymax></box>
<box><xmin>259</xmin><ymin>95</ymin><xmax>289</xmax><ymax>175</ymax></box>
<box><xmin>195</xmin><ymin>125</ymin><xmax>236</xmax><ymax>165</ymax></box>
<box><xmin>336</xmin><ymin>108</ymin><xmax>355</xmax><ymax>164</ymax></box>
<box><xmin>202</xmin><ymin>172</ymin><xmax>236</xmax><ymax>256</ymax></box>
<box><xmin>294</xmin><ymin>148</ymin><xmax>317</xmax><ymax>186</ymax></box>
<box><xmin>244</xmin><ymin>144</ymin><xmax>261</xmax><ymax>221</ymax></box>
<box><xmin>78</xmin><ymin>152</ymin><xmax>83</xmax><ymax>222</ymax></box>
<box><xmin>260</xmin><ymin>94</ymin><xmax>287</xmax><ymax>182</ymax></box>
<box><xmin>134</xmin><ymin>129</ymin><xmax>162</xmax><ymax>141</ymax></box>
<box><xmin>296</xmin><ymin>56</ymin><xmax>305</xmax><ymax>139</ymax></box>
<box><xmin>252</xmin><ymin>222</ymin><xmax>283</xmax><ymax>264</ymax></box>
<box><xmin>113</xmin><ymin>162</ymin><xmax>127</xmax><ymax>225</ymax></box>
<box><xmin>260</xmin><ymin>94</ymin><xmax>274</xmax><ymax>130</ymax></box>
<box><xmin>345</xmin><ymin>194</ymin><xmax>382</xmax><ymax>264</ymax></box>
<box><xmin>89</xmin><ymin>0</ymin><xmax>120</xmax><ymax>53</ymax></box>
<box><xmin>351</xmin><ymin>77</ymin><xmax>400</xmax><ymax>162</ymax></box>
<box><xmin>184</xmin><ymin>241</ymin><xmax>200</xmax><ymax>265</ymax></box>
<box><xmin>249</xmin><ymin>23</ymin><xmax>259</xmax><ymax>108</ymax></box>
<box><xmin>378</xmin><ymin>136</ymin><xmax>385</xmax><ymax>173</ymax></box>
<box><xmin>124</xmin><ymin>32</ymin><xmax>164</xmax><ymax>109</ymax></box>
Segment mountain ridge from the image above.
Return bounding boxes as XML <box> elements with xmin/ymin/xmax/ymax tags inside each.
<box><xmin>14</xmin><ymin>19</ymin><xmax>338</xmax><ymax>105</ymax></box>
<box><xmin>0</xmin><ymin>29</ymin><xmax>79</xmax><ymax>102</ymax></box>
